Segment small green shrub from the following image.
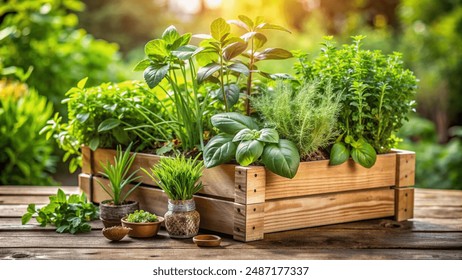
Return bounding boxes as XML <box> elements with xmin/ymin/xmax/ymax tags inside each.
<box><xmin>126</xmin><ymin>210</ymin><xmax>158</xmax><ymax>223</ymax></box>
<box><xmin>143</xmin><ymin>154</ymin><xmax>204</xmax><ymax>201</ymax></box>
<box><xmin>0</xmin><ymin>78</ymin><xmax>56</xmax><ymax>185</ymax></box>
<box><xmin>252</xmin><ymin>80</ymin><xmax>341</xmax><ymax>159</ymax></box>
<box><xmin>22</xmin><ymin>189</ymin><xmax>99</xmax><ymax>234</ymax></box>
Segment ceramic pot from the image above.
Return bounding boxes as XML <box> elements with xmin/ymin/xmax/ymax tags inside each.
<box><xmin>164</xmin><ymin>199</ymin><xmax>200</xmax><ymax>238</ymax></box>
<box><xmin>121</xmin><ymin>216</ymin><xmax>164</xmax><ymax>238</ymax></box>
<box><xmin>99</xmin><ymin>200</ymin><xmax>139</xmax><ymax>227</ymax></box>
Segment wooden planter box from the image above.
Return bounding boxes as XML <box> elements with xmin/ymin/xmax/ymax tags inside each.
<box><xmin>79</xmin><ymin>146</ymin><xmax>415</xmax><ymax>242</ymax></box>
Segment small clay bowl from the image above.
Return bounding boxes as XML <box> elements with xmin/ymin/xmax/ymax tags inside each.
<box><xmin>192</xmin><ymin>235</ymin><xmax>222</xmax><ymax>247</ymax></box>
<box><xmin>102</xmin><ymin>226</ymin><xmax>131</xmax><ymax>241</ymax></box>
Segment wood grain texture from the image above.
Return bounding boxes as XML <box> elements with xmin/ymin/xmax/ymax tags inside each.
<box><xmin>395</xmin><ymin>150</ymin><xmax>416</xmax><ymax>187</ymax></box>
<box><xmin>233</xmin><ymin>203</ymin><xmax>264</xmax><ymax>242</ymax></box>
<box><xmin>81</xmin><ymin>147</ymin><xmax>236</xmax><ymax>200</ymax></box>
<box><xmin>264</xmin><ymin>188</ymin><xmax>395</xmax><ymax>233</ymax></box>
<box><xmin>0</xmin><ymin>187</ymin><xmax>460</xmax><ymax>260</ymax></box>
<box><xmin>234</xmin><ymin>166</ymin><xmax>266</xmax><ymax>204</ymax></box>
<box><xmin>395</xmin><ymin>187</ymin><xmax>415</xmax><ymax>221</ymax></box>
<box><xmin>1</xmin><ymin>248</ymin><xmax>460</xmax><ymax>260</ymax></box>
<box><xmin>265</xmin><ymin>153</ymin><xmax>397</xmax><ymax>200</ymax></box>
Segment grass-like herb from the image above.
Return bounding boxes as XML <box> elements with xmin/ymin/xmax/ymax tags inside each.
<box><xmin>142</xmin><ymin>154</ymin><xmax>204</xmax><ymax>201</ymax></box>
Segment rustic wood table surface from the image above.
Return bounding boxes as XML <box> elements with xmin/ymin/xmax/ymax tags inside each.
<box><xmin>0</xmin><ymin>186</ymin><xmax>461</xmax><ymax>260</ymax></box>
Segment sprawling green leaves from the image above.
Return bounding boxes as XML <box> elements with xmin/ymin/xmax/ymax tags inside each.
<box><xmin>21</xmin><ymin>189</ymin><xmax>99</xmax><ymax>234</ymax></box>
<box><xmin>329</xmin><ymin>143</ymin><xmax>350</xmax><ymax>166</ymax></box>
<box><xmin>351</xmin><ymin>138</ymin><xmax>377</xmax><ymax>168</ymax></box>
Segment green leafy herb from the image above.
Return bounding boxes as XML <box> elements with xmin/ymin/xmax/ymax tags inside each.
<box><xmin>126</xmin><ymin>210</ymin><xmax>158</xmax><ymax>223</ymax></box>
<box><xmin>203</xmin><ymin>112</ymin><xmax>300</xmax><ymax>178</ymax></box>
<box><xmin>21</xmin><ymin>189</ymin><xmax>99</xmax><ymax>234</ymax></box>
<box><xmin>295</xmin><ymin>36</ymin><xmax>417</xmax><ymax>167</ymax></box>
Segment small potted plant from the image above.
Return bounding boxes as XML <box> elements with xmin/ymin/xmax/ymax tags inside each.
<box><xmin>121</xmin><ymin>210</ymin><xmax>164</xmax><ymax>238</ymax></box>
<box><xmin>98</xmin><ymin>143</ymin><xmax>141</xmax><ymax>227</ymax></box>
<box><xmin>143</xmin><ymin>154</ymin><xmax>203</xmax><ymax>238</ymax></box>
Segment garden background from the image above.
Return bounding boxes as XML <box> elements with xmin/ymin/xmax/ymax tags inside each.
<box><xmin>1</xmin><ymin>0</ymin><xmax>461</xmax><ymax>190</ymax></box>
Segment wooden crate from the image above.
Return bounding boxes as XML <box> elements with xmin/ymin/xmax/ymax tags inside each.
<box><xmin>79</xmin><ymin>146</ymin><xmax>415</xmax><ymax>242</ymax></box>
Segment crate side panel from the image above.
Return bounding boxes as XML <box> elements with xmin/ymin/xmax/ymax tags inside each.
<box><xmin>265</xmin><ymin>153</ymin><xmax>397</xmax><ymax>200</ymax></box>
<box><xmin>81</xmin><ymin>148</ymin><xmax>236</xmax><ymax>200</ymax></box>
<box><xmin>264</xmin><ymin>188</ymin><xmax>395</xmax><ymax>233</ymax></box>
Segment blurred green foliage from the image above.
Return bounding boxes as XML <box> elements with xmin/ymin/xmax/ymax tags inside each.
<box><xmin>0</xmin><ymin>0</ymin><xmax>125</xmax><ymax>113</ymax></box>
<box><xmin>0</xmin><ymin>77</ymin><xmax>56</xmax><ymax>185</ymax></box>
<box><xmin>399</xmin><ymin>116</ymin><xmax>462</xmax><ymax>190</ymax></box>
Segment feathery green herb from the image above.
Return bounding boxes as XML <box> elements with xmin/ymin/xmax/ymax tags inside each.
<box><xmin>252</xmin><ymin>80</ymin><xmax>341</xmax><ymax>159</ymax></box>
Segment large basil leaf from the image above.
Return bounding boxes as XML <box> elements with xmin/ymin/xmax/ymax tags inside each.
<box><xmin>144</xmin><ymin>64</ymin><xmax>169</xmax><ymax>88</ymax></box>
<box><xmin>144</xmin><ymin>39</ymin><xmax>169</xmax><ymax>59</ymax></box>
<box><xmin>223</xmin><ymin>41</ymin><xmax>247</xmax><ymax>61</ymax></box>
<box><xmin>329</xmin><ymin>142</ymin><xmax>350</xmax><ymax>166</ymax></box>
<box><xmin>203</xmin><ymin>133</ymin><xmax>237</xmax><ymax>168</ymax></box>
<box><xmin>351</xmin><ymin>139</ymin><xmax>377</xmax><ymax>168</ymax></box>
<box><xmin>257</xmin><ymin>128</ymin><xmax>279</xmax><ymax>143</ymax></box>
<box><xmin>261</xmin><ymin>139</ymin><xmax>300</xmax><ymax>179</ymax></box>
<box><xmin>213</xmin><ymin>84</ymin><xmax>240</xmax><ymax>108</ymax></box>
<box><xmin>236</xmin><ymin>140</ymin><xmax>264</xmax><ymax>166</ymax></box>
<box><xmin>211</xmin><ymin>112</ymin><xmax>259</xmax><ymax>134</ymax></box>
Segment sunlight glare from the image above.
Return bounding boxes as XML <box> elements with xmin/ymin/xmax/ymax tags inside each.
<box><xmin>169</xmin><ymin>0</ymin><xmax>201</xmax><ymax>14</ymax></box>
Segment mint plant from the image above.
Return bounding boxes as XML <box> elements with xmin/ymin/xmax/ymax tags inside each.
<box><xmin>295</xmin><ymin>36</ymin><xmax>417</xmax><ymax>168</ymax></box>
<box><xmin>203</xmin><ymin>113</ymin><xmax>300</xmax><ymax>178</ymax></box>
<box><xmin>21</xmin><ymin>189</ymin><xmax>99</xmax><ymax>234</ymax></box>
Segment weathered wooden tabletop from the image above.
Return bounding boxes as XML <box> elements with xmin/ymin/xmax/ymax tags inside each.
<box><xmin>0</xmin><ymin>186</ymin><xmax>461</xmax><ymax>260</ymax></box>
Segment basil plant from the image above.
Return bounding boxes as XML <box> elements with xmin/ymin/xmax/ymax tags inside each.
<box><xmin>203</xmin><ymin>113</ymin><xmax>300</xmax><ymax>179</ymax></box>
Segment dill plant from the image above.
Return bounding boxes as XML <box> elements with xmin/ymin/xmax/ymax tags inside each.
<box><xmin>252</xmin><ymin>80</ymin><xmax>341</xmax><ymax>159</ymax></box>
<box><xmin>143</xmin><ymin>155</ymin><xmax>204</xmax><ymax>201</ymax></box>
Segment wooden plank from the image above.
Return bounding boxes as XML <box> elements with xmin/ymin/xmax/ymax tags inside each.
<box><xmin>414</xmin><ymin>189</ymin><xmax>462</xmax><ymax>206</ymax></box>
<box><xmin>395</xmin><ymin>150</ymin><xmax>416</xmax><ymax>187</ymax></box>
<box><xmin>234</xmin><ymin>166</ymin><xmax>266</xmax><ymax>204</ymax></box>
<box><xmin>0</xmin><ymin>196</ymin><xmax>52</xmax><ymax>205</ymax></box>
<box><xmin>233</xmin><ymin>203</ymin><xmax>264</xmax><ymax>242</ymax></box>
<box><xmin>1</xmin><ymin>248</ymin><xmax>460</xmax><ymax>260</ymax></box>
<box><xmin>395</xmin><ymin>187</ymin><xmax>415</xmax><ymax>221</ymax></box>
<box><xmin>79</xmin><ymin>174</ymin><xmax>235</xmax><ymax>235</ymax></box>
<box><xmin>0</xmin><ymin>186</ymin><xmax>78</xmax><ymax>195</ymax></box>
<box><xmin>264</xmin><ymin>188</ymin><xmax>395</xmax><ymax>233</ymax></box>
<box><xmin>0</xmin><ymin>230</ymin><xmax>460</xmax><ymax>250</ymax></box>
<box><xmin>81</xmin><ymin>147</ymin><xmax>236</xmax><ymax>200</ymax></box>
<box><xmin>265</xmin><ymin>153</ymin><xmax>397</xmax><ymax>200</ymax></box>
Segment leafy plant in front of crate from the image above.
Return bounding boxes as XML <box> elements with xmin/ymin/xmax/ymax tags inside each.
<box><xmin>121</xmin><ymin>210</ymin><xmax>164</xmax><ymax>238</ymax></box>
<box><xmin>21</xmin><ymin>189</ymin><xmax>99</xmax><ymax>234</ymax></box>
<box><xmin>295</xmin><ymin>36</ymin><xmax>417</xmax><ymax>168</ymax></box>
<box><xmin>97</xmin><ymin>143</ymin><xmax>141</xmax><ymax>227</ymax></box>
